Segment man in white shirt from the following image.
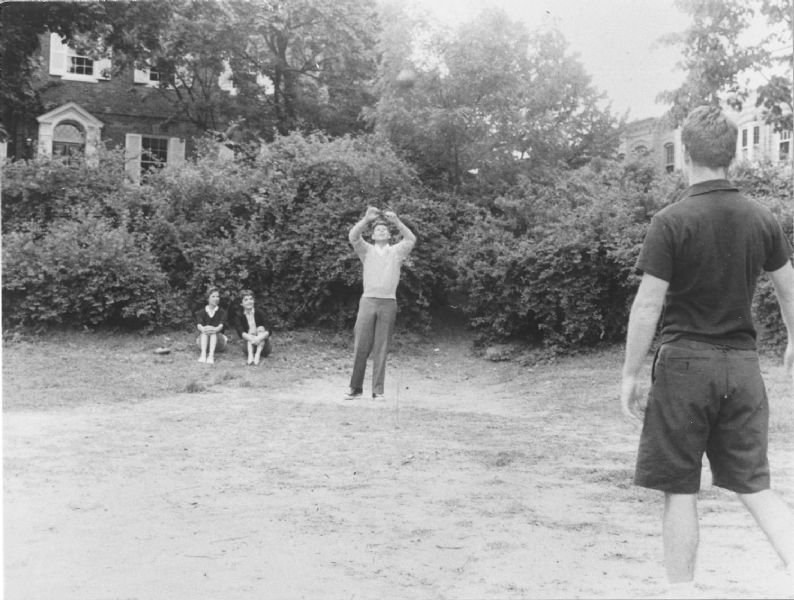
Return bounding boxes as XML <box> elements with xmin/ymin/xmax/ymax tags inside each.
<box><xmin>345</xmin><ymin>206</ymin><xmax>416</xmax><ymax>401</ymax></box>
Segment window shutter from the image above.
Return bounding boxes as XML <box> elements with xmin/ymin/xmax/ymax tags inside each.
<box><xmin>167</xmin><ymin>137</ymin><xmax>186</xmax><ymax>166</ymax></box>
<box><xmin>95</xmin><ymin>57</ymin><xmax>112</xmax><ymax>80</ymax></box>
<box><xmin>134</xmin><ymin>68</ymin><xmax>150</xmax><ymax>84</ymax></box>
<box><xmin>125</xmin><ymin>133</ymin><xmax>142</xmax><ymax>183</ymax></box>
<box><xmin>49</xmin><ymin>33</ymin><xmax>68</xmax><ymax>76</ymax></box>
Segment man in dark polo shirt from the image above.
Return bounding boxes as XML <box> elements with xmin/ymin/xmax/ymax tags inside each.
<box><xmin>620</xmin><ymin>105</ymin><xmax>794</xmax><ymax>596</ymax></box>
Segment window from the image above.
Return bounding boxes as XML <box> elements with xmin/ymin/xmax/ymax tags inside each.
<box><xmin>125</xmin><ymin>133</ymin><xmax>185</xmax><ymax>183</ymax></box>
<box><xmin>633</xmin><ymin>144</ymin><xmax>648</xmax><ymax>156</ymax></box>
<box><xmin>52</xmin><ymin>122</ymin><xmax>85</xmax><ymax>156</ymax></box>
<box><xmin>49</xmin><ymin>33</ymin><xmax>111</xmax><ymax>81</ymax></box>
<box><xmin>780</xmin><ymin>130</ymin><xmax>791</xmax><ymax>162</ymax></box>
<box><xmin>753</xmin><ymin>125</ymin><xmax>760</xmax><ymax>146</ymax></box>
<box><xmin>141</xmin><ymin>136</ymin><xmax>169</xmax><ymax>174</ymax></box>
<box><xmin>134</xmin><ymin>66</ymin><xmax>162</xmax><ymax>86</ymax></box>
<box><xmin>741</xmin><ymin>129</ymin><xmax>748</xmax><ymax>148</ymax></box>
<box><xmin>37</xmin><ymin>102</ymin><xmax>103</xmax><ymax>162</ymax></box>
<box><xmin>664</xmin><ymin>143</ymin><xmax>674</xmax><ymax>173</ymax></box>
<box><xmin>68</xmin><ymin>55</ymin><xmax>94</xmax><ymax>76</ymax></box>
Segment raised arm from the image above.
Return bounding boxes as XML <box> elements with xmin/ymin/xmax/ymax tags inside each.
<box><xmin>620</xmin><ymin>273</ymin><xmax>669</xmax><ymax>419</ymax></box>
<box><xmin>383</xmin><ymin>210</ymin><xmax>416</xmax><ymax>245</ymax></box>
<box><xmin>769</xmin><ymin>261</ymin><xmax>794</xmax><ymax>387</ymax></box>
<box><xmin>349</xmin><ymin>206</ymin><xmax>381</xmax><ymax>243</ymax></box>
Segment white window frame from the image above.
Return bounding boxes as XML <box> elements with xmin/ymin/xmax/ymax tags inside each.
<box><xmin>49</xmin><ymin>33</ymin><xmax>111</xmax><ymax>82</ymax></box>
<box><xmin>124</xmin><ymin>133</ymin><xmax>185</xmax><ymax>183</ymax></box>
<box><xmin>134</xmin><ymin>66</ymin><xmax>162</xmax><ymax>87</ymax></box>
<box><xmin>36</xmin><ymin>102</ymin><xmax>103</xmax><ymax>163</ymax></box>
<box><xmin>779</xmin><ymin>130</ymin><xmax>792</xmax><ymax>163</ymax></box>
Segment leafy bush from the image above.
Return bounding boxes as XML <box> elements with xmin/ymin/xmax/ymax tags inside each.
<box><xmin>2</xmin><ymin>210</ymin><xmax>177</xmax><ymax>329</ymax></box>
<box><xmin>453</xmin><ymin>159</ymin><xmax>685</xmax><ymax>348</ymax></box>
<box><xmin>129</xmin><ymin>132</ymin><xmax>461</xmax><ymax>330</ymax></box>
<box><xmin>4</xmin><ymin>137</ymin><xmax>788</xmax><ymax>354</ymax></box>
<box><xmin>734</xmin><ymin>161</ymin><xmax>794</xmax><ymax>352</ymax></box>
<box><xmin>1</xmin><ymin>149</ymin><xmax>128</xmax><ymax>232</ymax></box>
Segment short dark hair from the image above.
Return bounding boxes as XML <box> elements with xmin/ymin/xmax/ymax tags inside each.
<box><xmin>681</xmin><ymin>105</ymin><xmax>737</xmax><ymax>169</ymax></box>
<box><xmin>240</xmin><ymin>289</ymin><xmax>254</xmax><ymax>300</ymax></box>
<box><xmin>206</xmin><ymin>287</ymin><xmax>220</xmax><ymax>299</ymax></box>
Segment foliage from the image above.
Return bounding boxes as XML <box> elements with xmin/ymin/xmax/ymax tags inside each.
<box><xmin>2</xmin><ymin>209</ymin><xmax>178</xmax><ymax>329</ymax></box>
<box><xmin>733</xmin><ymin>160</ymin><xmax>794</xmax><ymax>351</ymax></box>
<box><xmin>2</xmin><ymin>0</ymin><xmax>380</xmax><ymax>144</ymax></box>
<box><xmin>3</xmin><ymin>134</ymin><xmax>789</xmax><ymax>354</ymax></box>
<box><xmin>369</xmin><ymin>6</ymin><xmax>623</xmax><ymax>191</ymax></box>
<box><xmin>224</xmin><ymin>0</ymin><xmax>381</xmax><ymax>137</ymax></box>
<box><xmin>1</xmin><ymin>148</ymin><xmax>128</xmax><ymax>232</ymax></box>
<box><xmin>452</xmin><ymin>158</ymin><xmax>685</xmax><ymax>348</ymax></box>
<box><xmin>116</xmin><ymin>132</ymin><xmax>464</xmax><ymax>330</ymax></box>
<box><xmin>659</xmin><ymin>0</ymin><xmax>792</xmax><ymax>129</ymax></box>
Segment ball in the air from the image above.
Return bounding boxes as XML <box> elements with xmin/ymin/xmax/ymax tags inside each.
<box><xmin>395</xmin><ymin>68</ymin><xmax>416</xmax><ymax>89</ymax></box>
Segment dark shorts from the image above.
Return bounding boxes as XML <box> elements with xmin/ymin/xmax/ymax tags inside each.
<box><xmin>634</xmin><ymin>339</ymin><xmax>770</xmax><ymax>494</ymax></box>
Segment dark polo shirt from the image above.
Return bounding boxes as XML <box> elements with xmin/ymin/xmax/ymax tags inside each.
<box><xmin>637</xmin><ymin>179</ymin><xmax>792</xmax><ymax>349</ymax></box>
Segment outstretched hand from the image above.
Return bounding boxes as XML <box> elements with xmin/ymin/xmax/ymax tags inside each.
<box><xmin>620</xmin><ymin>375</ymin><xmax>646</xmax><ymax>421</ymax></box>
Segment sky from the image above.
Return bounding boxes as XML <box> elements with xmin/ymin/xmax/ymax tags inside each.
<box><xmin>414</xmin><ymin>0</ymin><xmax>693</xmax><ymax>120</ymax></box>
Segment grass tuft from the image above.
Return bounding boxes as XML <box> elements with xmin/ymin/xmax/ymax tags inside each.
<box><xmin>184</xmin><ymin>380</ymin><xmax>206</xmax><ymax>394</ymax></box>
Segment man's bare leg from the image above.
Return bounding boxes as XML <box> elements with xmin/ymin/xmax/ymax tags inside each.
<box><xmin>664</xmin><ymin>493</ymin><xmax>699</xmax><ymax>583</ymax></box>
<box><xmin>738</xmin><ymin>489</ymin><xmax>794</xmax><ymax>568</ymax></box>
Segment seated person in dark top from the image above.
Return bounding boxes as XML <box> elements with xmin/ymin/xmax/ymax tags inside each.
<box><xmin>195</xmin><ymin>287</ymin><xmax>227</xmax><ymax>364</ymax></box>
<box><xmin>234</xmin><ymin>289</ymin><xmax>271</xmax><ymax>366</ymax></box>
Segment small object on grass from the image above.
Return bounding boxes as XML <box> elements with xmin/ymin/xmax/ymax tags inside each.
<box><xmin>153</xmin><ymin>347</ymin><xmax>171</xmax><ymax>355</ymax></box>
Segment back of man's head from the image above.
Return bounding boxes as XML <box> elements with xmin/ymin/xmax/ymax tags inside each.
<box><xmin>681</xmin><ymin>105</ymin><xmax>737</xmax><ymax>169</ymax></box>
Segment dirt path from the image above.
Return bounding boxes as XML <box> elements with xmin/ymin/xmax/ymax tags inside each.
<box><xmin>4</xmin><ymin>338</ymin><xmax>794</xmax><ymax>599</ymax></box>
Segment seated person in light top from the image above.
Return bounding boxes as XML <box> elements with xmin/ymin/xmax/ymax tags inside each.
<box><xmin>195</xmin><ymin>287</ymin><xmax>228</xmax><ymax>364</ymax></box>
<box><xmin>234</xmin><ymin>290</ymin><xmax>272</xmax><ymax>366</ymax></box>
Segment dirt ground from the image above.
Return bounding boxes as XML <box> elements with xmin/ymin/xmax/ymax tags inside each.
<box><xmin>4</xmin><ymin>329</ymin><xmax>794</xmax><ymax>599</ymax></box>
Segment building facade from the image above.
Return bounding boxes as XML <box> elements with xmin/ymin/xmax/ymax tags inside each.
<box><xmin>619</xmin><ymin>102</ymin><xmax>792</xmax><ymax>174</ymax></box>
<box><xmin>4</xmin><ymin>33</ymin><xmax>231</xmax><ymax>182</ymax></box>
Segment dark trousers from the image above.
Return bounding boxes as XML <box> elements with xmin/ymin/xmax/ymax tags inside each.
<box><xmin>349</xmin><ymin>297</ymin><xmax>397</xmax><ymax>395</ymax></box>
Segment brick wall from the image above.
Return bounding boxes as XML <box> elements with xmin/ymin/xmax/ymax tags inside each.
<box><xmin>36</xmin><ymin>33</ymin><xmax>208</xmax><ymax>156</ymax></box>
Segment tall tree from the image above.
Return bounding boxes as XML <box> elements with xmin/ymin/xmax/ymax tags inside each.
<box><xmin>225</xmin><ymin>0</ymin><xmax>380</xmax><ymax>137</ymax></box>
<box><xmin>658</xmin><ymin>0</ymin><xmax>792</xmax><ymax>131</ymax></box>
<box><xmin>370</xmin><ymin>5</ymin><xmax>622</xmax><ymax>190</ymax></box>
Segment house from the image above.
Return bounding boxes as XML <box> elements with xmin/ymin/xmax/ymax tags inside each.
<box><xmin>619</xmin><ymin>101</ymin><xmax>792</xmax><ymax>174</ymax></box>
<box><xmin>4</xmin><ymin>32</ymin><xmax>233</xmax><ymax>182</ymax></box>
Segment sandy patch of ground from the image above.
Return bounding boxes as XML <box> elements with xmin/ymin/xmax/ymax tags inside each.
<box><xmin>4</xmin><ymin>334</ymin><xmax>793</xmax><ymax>599</ymax></box>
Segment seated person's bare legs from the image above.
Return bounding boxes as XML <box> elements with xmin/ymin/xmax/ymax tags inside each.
<box><xmin>198</xmin><ymin>333</ymin><xmax>209</xmax><ymax>363</ymax></box>
<box><xmin>206</xmin><ymin>333</ymin><xmax>218</xmax><ymax>364</ymax></box>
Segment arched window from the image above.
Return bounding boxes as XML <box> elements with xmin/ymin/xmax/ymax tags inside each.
<box><xmin>52</xmin><ymin>121</ymin><xmax>85</xmax><ymax>156</ymax></box>
<box><xmin>633</xmin><ymin>144</ymin><xmax>648</xmax><ymax>156</ymax></box>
